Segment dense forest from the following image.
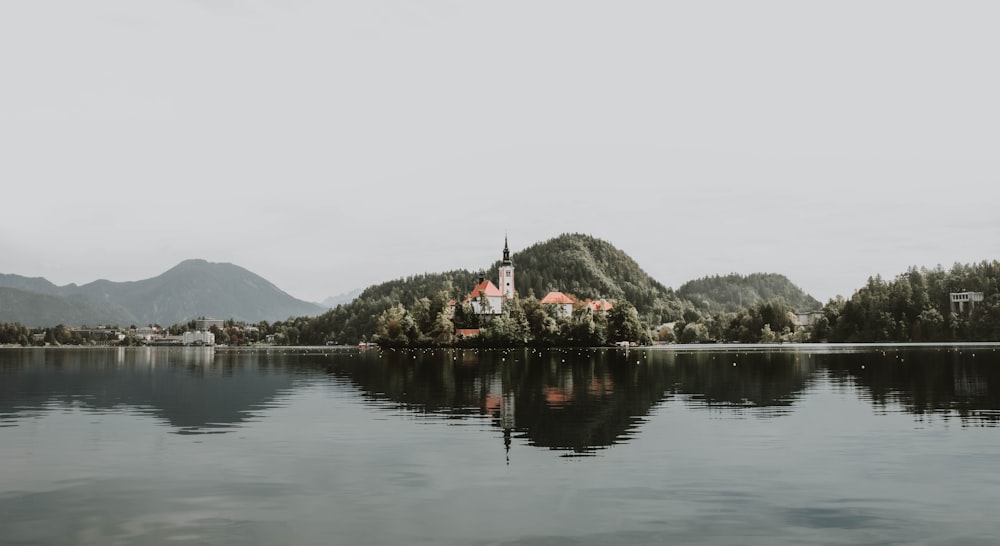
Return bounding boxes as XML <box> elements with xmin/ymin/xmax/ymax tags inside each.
<box><xmin>673</xmin><ymin>261</ymin><xmax>1000</xmax><ymax>343</ymax></box>
<box><xmin>814</xmin><ymin>261</ymin><xmax>1000</xmax><ymax>342</ymax></box>
<box><xmin>678</xmin><ymin>273</ymin><xmax>821</xmax><ymax>313</ymax></box>
<box><xmin>372</xmin><ymin>294</ymin><xmax>652</xmax><ymax>348</ymax></box>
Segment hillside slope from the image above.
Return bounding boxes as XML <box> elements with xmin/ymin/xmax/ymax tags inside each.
<box><xmin>489</xmin><ymin>233</ymin><xmax>684</xmax><ymax>320</ymax></box>
<box><xmin>0</xmin><ymin>287</ymin><xmax>136</xmax><ymax>327</ymax></box>
<box><xmin>677</xmin><ymin>273</ymin><xmax>821</xmax><ymax>312</ymax></box>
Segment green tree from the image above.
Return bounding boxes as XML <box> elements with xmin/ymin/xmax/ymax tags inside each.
<box><xmin>607</xmin><ymin>301</ymin><xmax>650</xmax><ymax>345</ymax></box>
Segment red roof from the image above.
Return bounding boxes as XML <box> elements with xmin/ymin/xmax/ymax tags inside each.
<box><xmin>587</xmin><ymin>299</ymin><xmax>614</xmax><ymax>312</ymax></box>
<box><xmin>540</xmin><ymin>291</ymin><xmax>575</xmax><ymax>305</ymax></box>
<box><xmin>467</xmin><ymin>280</ymin><xmax>502</xmax><ymax>300</ymax></box>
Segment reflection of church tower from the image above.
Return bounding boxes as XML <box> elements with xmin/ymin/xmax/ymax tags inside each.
<box><xmin>499</xmin><ymin>236</ymin><xmax>515</xmax><ymax>304</ymax></box>
<box><xmin>501</xmin><ymin>391</ymin><xmax>515</xmax><ymax>462</ymax></box>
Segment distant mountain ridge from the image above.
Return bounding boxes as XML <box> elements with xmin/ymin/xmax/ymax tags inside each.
<box><xmin>0</xmin><ymin>287</ymin><xmax>135</xmax><ymax>327</ymax></box>
<box><xmin>0</xmin><ymin>260</ymin><xmax>324</xmax><ymax>327</ymax></box>
<box><xmin>321</xmin><ymin>288</ymin><xmax>363</xmax><ymax>308</ymax></box>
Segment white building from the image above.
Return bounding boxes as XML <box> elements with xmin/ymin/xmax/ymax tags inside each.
<box><xmin>950</xmin><ymin>292</ymin><xmax>984</xmax><ymax>313</ymax></box>
<box><xmin>467</xmin><ymin>277</ymin><xmax>503</xmax><ymax>315</ymax></box>
<box><xmin>183</xmin><ymin>330</ymin><xmax>216</xmax><ymax>346</ymax></box>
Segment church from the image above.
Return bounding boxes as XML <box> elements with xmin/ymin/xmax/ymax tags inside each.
<box><xmin>464</xmin><ymin>237</ymin><xmax>516</xmax><ymax>316</ymax></box>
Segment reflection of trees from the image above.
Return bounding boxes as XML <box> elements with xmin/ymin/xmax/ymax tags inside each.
<box><xmin>0</xmin><ymin>348</ymin><xmax>293</xmax><ymax>433</ymax></box>
<box><xmin>319</xmin><ymin>348</ymin><xmax>675</xmax><ymax>454</ymax></box>
<box><xmin>507</xmin><ymin>350</ymin><xmax>673</xmax><ymax>454</ymax></box>
<box><xmin>821</xmin><ymin>347</ymin><xmax>1000</xmax><ymax>425</ymax></box>
<box><xmin>658</xmin><ymin>350</ymin><xmax>815</xmax><ymax>416</ymax></box>
<box><xmin>321</xmin><ymin>348</ymin><xmax>829</xmax><ymax>453</ymax></box>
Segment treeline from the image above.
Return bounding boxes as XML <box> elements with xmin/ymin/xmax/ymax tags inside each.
<box><xmin>813</xmin><ymin>262</ymin><xmax>1000</xmax><ymax>342</ymax></box>
<box><xmin>0</xmin><ymin>323</ymin><xmax>132</xmax><ymax>346</ymax></box>
<box><xmin>671</xmin><ymin>261</ymin><xmax>1000</xmax><ymax>343</ymax></box>
<box><xmin>373</xmin><ymin>293</ymin><xmax>652</xmax><ymax>348</ymax></box>
<box><xmin>295</xmin><ymin>270</ymin><xmax>474</xmax><ymax>345</ymax></box>
<box><xmin>0</xmin><ymin>318</ymin><xmax>320</xmax><ymax>347</ymax></box>
<box><xmin>0</xmin><ymin>322</ymin><xmax>33</xmax><ymax>345</ymax></box>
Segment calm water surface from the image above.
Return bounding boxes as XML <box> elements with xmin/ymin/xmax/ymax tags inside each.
<box><xmin>2</xmin><ymin>344</ymin><xmax>1000</xmax><ymax>545</ymax></box>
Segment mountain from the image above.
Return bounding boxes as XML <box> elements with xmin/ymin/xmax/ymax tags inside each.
<box><xmin>0</xmin><ymin>287</ymin><xmax>135</xmax><ymax>328</ymax></box>
<box><xmin>321</xmin><ymin>288</ymin><xmax>363</xmax><ymax>308</ymax></box>
<box><xmin>0</xmin><ymin>274</ymin><xmax>67</xmax><ymax>296</ymax></box>
<box><xmin>0</xmin><ymin>260</ymin><xmax>324</xmax><ymax>327</ymax></box>
<box><xmin>300</xmin><ymin>233</ymin><xmax>687</xmax><ymax>344</ymax></box>
<box><xmin>677</xmin><ymin>273</ymin><xmax>821</xmax><ymax>313</ymax></box>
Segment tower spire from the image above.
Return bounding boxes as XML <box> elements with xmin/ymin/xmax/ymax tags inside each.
<box><xmin>499</xmin><ymin>234</ymin><xmax>515</xmax><ymax>301</ymax></box>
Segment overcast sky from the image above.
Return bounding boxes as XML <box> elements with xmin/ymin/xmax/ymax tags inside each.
<box><xmin>2</xmin><ymin>1</ymin><xmax>998</xmax><ymax>305</ymax></box>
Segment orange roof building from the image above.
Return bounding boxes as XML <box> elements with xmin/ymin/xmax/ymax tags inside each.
<box><xmin>586</xmin><ymin>299</ymin><xmax>614</xmax><ymax>313</ymax></box>
<box><xmin>466</xmin><ymin>278</ymin><xmax>503</xmax><ymax>315</ymax></box>
<box><xmin>541</xmin><ymin>291</ymin><xmax>576</xmax><ymax>317</ymax></box>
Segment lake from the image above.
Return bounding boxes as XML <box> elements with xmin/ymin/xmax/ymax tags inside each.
<box><xmin>2</xmin><ymin>344</ymin><xmax>999</xmax><ymax>545</ymax></box>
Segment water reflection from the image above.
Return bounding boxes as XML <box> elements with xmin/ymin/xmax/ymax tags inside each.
<box><xmin>1</xmin><ymin>345</ymin><xmax>998</xmax><ymax>448</ymax></box>
<box><xmin>0</xmin><ymin>347</ymin><xmax>294</xmax><ymax>433</ymax></box>
<box><xmin>822</xmin><ymin>346</ymin><xmax>1000</xmax><ymax>425</ymax></box>
<box><xmin>317</xmin><ymin>345</ymin><xmax>1000</xmax><ymax>451</ymax></box>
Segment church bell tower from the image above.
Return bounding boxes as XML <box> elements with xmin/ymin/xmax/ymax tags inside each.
<box><xmin>499</xmin><ymin>236</ymin><xmax>515</xmax><ymax>303</ymax></box>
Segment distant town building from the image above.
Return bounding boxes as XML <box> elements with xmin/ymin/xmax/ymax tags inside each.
<box><xmin>195</xmin><ymin>318</ymin><xmax>224</xmax><ymax>330</ymax></box>
<box><xmin>183</xmin><ymin>330</ymin><xmax>216</xmax><ymax>346</ymax></box>
<box><xmin>135</xmin><ymin>326</ymin><xmax>159</xmax><ymax>341</ymax></box>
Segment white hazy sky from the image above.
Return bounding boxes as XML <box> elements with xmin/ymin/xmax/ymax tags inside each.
<box><xmin>2</xmin><ymin>1</ymin><xmax>998</xmax><ymax>305</ymax></box>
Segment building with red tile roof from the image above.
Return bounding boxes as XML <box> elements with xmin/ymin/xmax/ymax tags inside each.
<box><xmin>466</xmin><ymin>277</ymin><xmax>503</xmax><ymax>315</ymax></box>
<box><xmin>586</xmin><ymin>299</ymin><xmax>615</xmax><ymax>314</ymax></box>
<box><xmin>540</xmin><ymin>291</ymin><xmax>576</xmax><ymax>317</ymax></box>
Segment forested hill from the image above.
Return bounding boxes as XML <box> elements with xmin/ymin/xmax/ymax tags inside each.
<box><xmin>301</xmin><ymin>234</ymin><xmax>687</xmax><ymax>344</ymax></box>
<box><xmin>302</xmin><ymin>270</ymin><xmax>477</xmax><ymax>344</ymax></box>
<box><xmin>490</xmin><ymin>233</ymin><xmax>684</xmax><ymax>320</ymax></box>
<box><xmin>678</xmin><ymin>273</ymin><xmax>821</xmax><ymax>313</ymax></box>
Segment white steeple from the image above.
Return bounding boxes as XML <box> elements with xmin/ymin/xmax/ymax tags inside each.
<box><xmin>499</xmin><ymin>235</ymin><xmax>515</xmax><ymax>303</ymax></box>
